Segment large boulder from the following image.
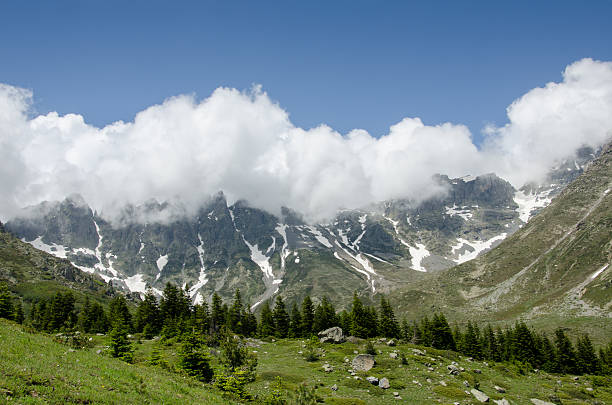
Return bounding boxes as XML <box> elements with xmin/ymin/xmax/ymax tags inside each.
<box><xmin>471</xmin><ymin>389</ymin><xmax>489</xmax><ymax>402</ymax></box>
<box><xmin>318</xmin><ymin>327</ymin><xmax>346</xmax><ymax>344</ymax></box>
<box><xmin>352</xmin><ymin>354</ymin><xmax>375</xmax><ymax>371</ymax></box>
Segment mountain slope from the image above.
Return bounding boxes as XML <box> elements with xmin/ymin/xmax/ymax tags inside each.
<box><xmin>391</xmin><ymin>141</ymin><xmax>612</xmax><ymax>327</ymax></box>
<box><xmin>0</xmin><ymin>221</ymin><xmax>115</xmax><ymax>306</ymax></box>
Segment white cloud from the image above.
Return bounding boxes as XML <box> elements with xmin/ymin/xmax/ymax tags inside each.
<box><xmin>0</xmin><ymin>58</ymin><xmax>611</xmax><ymax>223</ymax></box>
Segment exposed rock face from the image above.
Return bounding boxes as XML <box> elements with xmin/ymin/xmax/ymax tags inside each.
<box><xmin>318</xmin><ymin>327</ymin><xmax>345</xmax><ymax>344</ymax></box>
<box><xmin>352</xmin><ymin>354</ymin><xmax>375</xmax><ymax>371</ymax></box>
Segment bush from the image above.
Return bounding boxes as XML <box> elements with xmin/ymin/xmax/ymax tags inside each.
<box><xmin>365</xmin><ymin>340</ymin><xmax>376</xmax><ymax>355</ymax></box>
<box><xmin>214</xmin><ymin>369</ymin><xmax>253</xmax><ymax>401</ymax></box>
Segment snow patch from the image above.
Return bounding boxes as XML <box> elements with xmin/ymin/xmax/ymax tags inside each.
<box><xmin>28</xmin><ymin>236</ymin><xmax>68</xmax><ymax>258</ymax></box>
<box><xmin>451</xmin><ymin>233</ymin><xmax>508</xmax><ymax>264</ymax></box>
<box><xmin>514</xmin><ymin>189</ymin><xmax>553</xmax><ymax>223</ymax></box>
<box><xmin>445</xmin><ymin>204</ymin><xmax>473</xmax><ymax>221</ymax></box>
<box><xmin>125</xmin><ymin>274</ymin><xmax>147</xmax><ymax>294</ymax></box>
<box><xmin>408</xmin><ymin>243</ymin><xmax>430</xmax><ymax>272</ymax></box>
<box><xmin>156</xmin><ymin>254</ymin><xmax>169</xmax><ymax>272</ymax></box>
<box><xmin>243</xmin><ymin>237</ymin><xmax>274</xmax><ymax>279</ymax></box>
<box><xmin>306</xmin><ymin>226</ymin><xmax>333</xmax><ymax>248</ymax></box>
<box><xmin>590</xmin><ymin>264</ymin><xmax>608</xmax><ymax>280</ymax></box>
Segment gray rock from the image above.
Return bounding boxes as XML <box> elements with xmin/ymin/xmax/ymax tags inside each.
<box><xmin>493</xmin><ymin>400</ymin><xmax>510</xmax><ymax>405</ymax></box>
<box><xmin>463</xmin><ymin>380</ymin><xmax>470</xmax><ymax>387</ymax></box>
<box><xmin>474</xmin><ymin>369</ymin><xmax>482</xmax><ymax>374</ymax></box>
<box><xmin>389</xmin><ymin>352</ymin><xmax>398</xmax><ymax>359</ymax></box>
<box><xmin>322</xmin><ymin>363</ymin><xmax>334</xmax><ymax>373</ymax></box>
<box><xmin>352</xmin><ymin>354</ymin><xmax>375</xmax><ymax>371</ymax></box>
<box><xmin>378</xmin><ymin>377</ymin><xmax>390</xmax><ymax>389</ymax></box>
<box><xmin>331</xmin><ymin>384</ymin><xmax>338</xmax><ymax>392</ymax></box>
<box><xmin>494</xmin><ymin>385</ymin><xmax>506</xmax><ymax>393</ymax></box>
<box><xmin>318</xmin><ymin>326</ymin><xmax>345</xmax><ymax>344</ymax></box>
<box><xmin>412</xmin><ymin>349</ymin><xmax>426</xmax><ymax>356</ymax></box>
<box><xmin>387</xmin><ymin>339</ymin><xmax>396</xmax><ymax>346</ymax></box>
<box><xmin>366</xmin><ymin>376</ymin><xmax>379</xmax><ymax>385</ymax></box>
<box><xmin>530</xmin><ymin>400</ymin><xmax>556</xmax><ymax>405</ymax></box>
<box><xmin>447</xmin><ymin>364</ymin><xmax>460</xmax><ymax>375</ymax></box>
<box><xmin>393</xmin><ymin>392</ymin><xmax>399</xmax><ymax>396</ymax></box>
<box><xmin>346</xmin><ymin>336</ymin><xmax>364</xmax><ymax>344</ymax></box>
<box><xmin>471</xmin><ymin>389</ymin><xmax>489</xmax><ymax>402</ymax></box>
<box><xmin>439</xmin><ymin>381</ymin><xmax>447</xmax><ymax>386</ymax></box>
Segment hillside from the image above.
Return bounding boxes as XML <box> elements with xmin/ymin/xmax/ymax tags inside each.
<box><xmin>1</xmin><ymin>318</ymin><xmax>610</xmax><ymax>404</ymax></box>
<box><xmin>0</xmin><ymin>319</ymin><xmax>233</xmax><ymax>404</ymax></box>
<box><xmin>391</xmin><ymin>141</ymin><xmax>612</xmax><ymax>334</ymax></box>
<box><xmin>0</xmin><ymin>222</ymin><xmax>117</xmax><ymax>309</ymax></box>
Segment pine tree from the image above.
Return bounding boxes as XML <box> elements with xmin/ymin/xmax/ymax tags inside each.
<box><xmin>0</xmin><ymin>282</ymin><xmax>14</xmax><ymax>320</ymax></box>
<box><xmin>258</xmin><ymin>301</ymin><xmax>275</xmax><ymax>337</ymax></box>
<box><xmin>363</xmin><ymin>305</ymin><xmax>378</xmax><ymax>338</ymax></box>
<box><xmin>160</xmin><ymin>283</ymin><xmax>191</xmax><ymax>330</ymax></box>
<box><xmin>228</xmin><ymin>289</ymin><xmax>243</xmax><ymax>334</ymax></box>
<box><xmin>554</xmin><ymin>328</ymin><xmax>578</xmax><ymax>374</ymax></box>
<box><xmin>482</xmin><ymin>324</ymin><xmax>500</xmax><ymax>362</ymax></box>
<box><xmin>313</xmin><ymin>296</ymin><xmax>337</xmax><ymax>333</ymax></box>
<box><xmin>338</xmin><ymin>310</ymin><xmax>351</xmax><ymax>334</ymax></box>
<box><xmin>463</xmin><ymin>321</ymin><xmax>482</xmax><ymax>359</ymax></box>
<box><xmin>210</xmin><ymin>292</ymin><xmax>226</xmax><ymax>334</ymax></box>
<box><xmin>411</xmin><ymin>320</ymin><xmax>423</xmax><ymax>345</ymax></box>
<box><xmin>400</xmin><ymin>318</ymin><xmax>412</xmax><ymax>341</ymax></box>
<box><xmin>576</xmin><ymin>334</ymin><xmax>600</xmax><ymax>375</ymax></box>
<box><xmin>349</xmin><ymin>293</ymin><xmax>368</xmax><ymax>338</ymax></box>
<box><xmin>109</xmin><ymin>294</ymin><xmax>132</xmax><ymax>331</ymax></box>
<box><xmin>378</xmin><ymin>297</ymin><xmax>400</xmax><ymax>339</ymax></box>
<box><xmin>178</xmin><ymin>331</ymin><xmax>213</xmax><ymax>382</ymax></box>
<box><xmin>193</xmin><ymin>302</ymin><xmax>210</xmax><ymax>336</ymax></box>
<box><xmin>13</xmin><ymin>300</ymin><xmax>24</xmax><ymax>324</ymax></box>
<box><xmin>512</xmin><ymin>322</ymin><xmax>538</xmax><ymax>366</ymax></box>
<box><xmin>135</xmin><ymin>290</ymin><xmax>161</xmax><ymax>337</ymax></box>
<box><xmin>430</xmin><ymin>313</ymin><xmax>455</xmax><ymax>350</ymax></box>
<box><xmin>110</xmin><ymin>325</ymin><xmax>134</xmax><ymax>363</ymax></box>
<box><xmin>78</xmin><ymin>296</ymin><xmax>92</xmax><ymax>332</ymax></box>
<box><xmin>300</xmin><ymin>296</ymin><xmax>315</xmax><ymax>336</ymax></box>
<box><xmin>539</xmin><ymin>334</ymin><xmax>557</xmax><ymax>373</ymax></box>
<box><xmin>241</xmin><ymin>305</ymin><xmax>258</xmax><ymax>337</ymax></box>
<box><xmin>272</xmin><ymin>296</ymin><xmax>290</xmax><ymax>338</ymax></box>
<box><xmin>289</xmin><ymin>302</ymin><xmax>302</xmax><ymax>337</ymax></box>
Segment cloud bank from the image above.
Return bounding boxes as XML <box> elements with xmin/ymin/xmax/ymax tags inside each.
<box><xmin>1</xmin><ymin>58</ymin><xmax>611</xmax><ymax>223</ymax></box>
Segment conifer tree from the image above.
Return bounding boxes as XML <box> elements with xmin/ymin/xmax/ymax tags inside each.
<box><xmin>241</xmin><ymin>305</ymin><xmax>258</xmax><ymax>337</ymax></box>
<box><xmin>135</xmin><ymin>290</ymin><xmax>161</xmax><ymax>337</ymax></box>
<box><xmin>411</xmin><ymin>320</ymin><xmax>423</xmax><ymax>345</ymax></box>
<box><xmin>400</xmin><ymin>318</ymin><xmax>412</xmax><ymax>341</ymax></box>
<box><xmin>193</xmin><ymin>302</ymin><xmax>210</xmax><ymax>336</ymax></box>
<box><xmin>13</xmin><ymin>299</ymin><xmax>24</xmax><ymax>324</ymax></box>
<box><xmin>109</xmin><ymin>294</ymin><xmax>132</xmax><ymax>331</ymax></box>
<box><xmin>513</xmin><ymin>322</ymin><xmax>538</xmax><ymax>366</ymax></box>
<box><xmin>349</xmin><ymin>293</ymin><xmax>368</xmax><ymax>338</ymax></box>
<box><xmin>272</xmin><ymin>296</ymin><xmax>290</xmax><ymax>338</ymax></box>
<box><xmin>228</xmin><ymin>289</ymin><xmax>243</xmax><ymax>334</ymax></box>
<box><xmin>179</xmin><ymin>331</ymin><xmax>213</xmax><ymax>382</ymax></box>
<box><xmin>463</xmin><ymin>321</ymin><xmax>482</xmax><ymax>359</ymax></box>
<box><xmin>0</xmin><ymin>282</ymin><xmax>14</xmax><ymax>320</ymax></box>
<box><xmin>110</xmin><ymin>324</ymin><xmax>134</xmax><ymax>363</ymax></box>
<box><xmin>539</xmin><ymin>333</ymin><xmax>557</xmax><ymax>373</ymax></box>
<box><xmin>289</xmin><ymin>302</ymin><xmax>302</xmax><ymax>337</ymax></box>
<box><xmin>210</xmin><ymin>292</ymin><xmax>226</xmax><ymax>334</ymax></box>
<box><xmin>313</xmin><ymin>296</ymin><xmax>337</xmax><ymax>333</ymax></box>
<box><xmin>482</xmin><ymin>324</ymin><xmax>500</xmax><ymax>362</ymax></box>
<box><xmin>338</xmin><ymin>310</ymin><xmax>351</xmax><ymax>334</ymax></box>
<box><xmin>378</xmin><ymin>297</ymin><xmax>400</xmax><ymax>339</ymax></box>
<box><xmin>258</xmin><ymin>301</ymin><xmax>275</xmax><ymax>337</ymax></box>
<box><xmin>363</xmin><ymin>305</ymin><xmax>378</xmax><ymax>338</ymax></box>
<box><xmin>430</xmin><ymin>313</ymin><xmax>455</xmax><ymax>350</ymax></box>
<box><xmin>554</xmin><ymin>328</ymin><xmax>578</xmax><ymax>374</ymax></box>
<box><xmin>576</xmin><ymin>334</ymin><xmax>600</xmax><ymax>375</ymax></box>
<box><xmin>300</xmin><ymin>296</ymin><xmax>315</xmax><ymax>336</ymax></box>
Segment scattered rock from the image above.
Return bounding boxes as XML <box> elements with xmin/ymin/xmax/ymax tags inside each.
<box><xmin>471</xmin><ymin>388</ymin><xmax>489</xmax><ymax>402</ymax></box>
<box><xmin>412</xmin><ymin>349</ymin><xmax>426</xmax><ymax>356</ymax></box>
<box><xmin>322</xmin><ymin>363</ymin><xmax>334</xmax><ymax>373</ymax></box>
<box><xmin>387</xmin><ymin>339</ymin><xmax>396</xmax><ymax>346</ymax></box>
<box><xmin>530</xmin><ymin>399</ymin><xmax>556</xmax><ymax>405</ymax></box>
<box><xmin>318</xmin><ymin>327</ymin><xmax>346</xmax><ymax>344</ymax></box>
<box><xmin>352</xmin><ymin>354</ymin><xmax>375</xmax><ymax>372</ymax></box>
<box><xmin>366</xmin><ymin>376</ymin><xmax>379</xmax><ymax>385</ymax></box>
<box><xmin>393</xmin><ymin>392</ymin><xmax>399</xmax><ymax>396</ymax></box>
<box><xmin>346</xmin><ymin>336</ymin><xmax>364</xmax><ymax>344</ymax></box>
<box><xmin>427</xmin><ymin>367</ymin><xmax>435</xmax><ymax>372</ymax></box>
<box><xmin>494</xmin><ymin>385</ymin><xmax>506</xmax><ymax>393</ymax></box>
<box><xmin>96</xmin><ymin>349</ymin><xmax>102</xmax><ymax>354</ymax></box>
<box><xmin>463</xmin><ymin>380</ymin><xmax>470</xmax><ymax>388</ymax></box>
<box><xmin>353</xmin><ymin>350</ymin><xmax>359</xmax><ymax>354</ymax></box>
<box><xmin>572</xmin><ymin>376</ymin><xmax>579</xmax><ymax>381</ymax></box>
<box><xmin>439</xmin><ymin>381</ymin><xmax>447</xmax><ymax>386</ymax></box>
<box><xmin>466</xmin><ymin>357</ymin><xmax>474</xmax><ymax>362</ymax></box>
<box><xmin>586</xmin><ymin>387</ymin><xmax>593</xmax><ymax>392</ymax></box>
<box><xmin>389</xmin><ymin>352</ymin><xmax>398</xmax><ymax>359</ymax></box>
<box><xmin>331</xmin><ymin>384</ymin><xmax>338</xmax><ymax>392</ymax></box>
<box><xmin>344</xmin><ymin>358</ymin><xmax>349</xmax><ymax>363</ymax></box>
<box><xmin>474</xmin><ymin>369</ymin><xmax>482</xmax><ymax>374</ymax></box>
<box><xmin>378</xmin><ymin>377</ymin><xmax>390</xmax><ymax>389</ymax></box>
<box><xmin>493</xmin><ymin>399</ymin><xmax>510</xmax><ymax>405</ymax></box>
<box><xmin>447</xmin><ymin>364</ymin><xmax>460</xmax><ymax>375</ymax></box>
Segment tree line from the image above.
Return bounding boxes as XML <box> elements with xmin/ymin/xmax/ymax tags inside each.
<box><xmin>1</xmin><ymin>281</ymin><xmax>612</xmax><ymax>376</ymax></box>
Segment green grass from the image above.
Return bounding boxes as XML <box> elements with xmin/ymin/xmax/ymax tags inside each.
<box><xmin>2</xmin><ymin>319</ymin><xmax>612</xmax><ymax>404</ymax></box>
<box><xmin>0</xmin><ymin>319</ymin><xmax>234</xmax><ymax>404</ymax></box>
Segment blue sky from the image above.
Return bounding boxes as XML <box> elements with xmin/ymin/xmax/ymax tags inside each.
<box><xmin>1</xmin><ymin>0</ymin><xmax>611</xmax><ymax>144</ymax></box>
